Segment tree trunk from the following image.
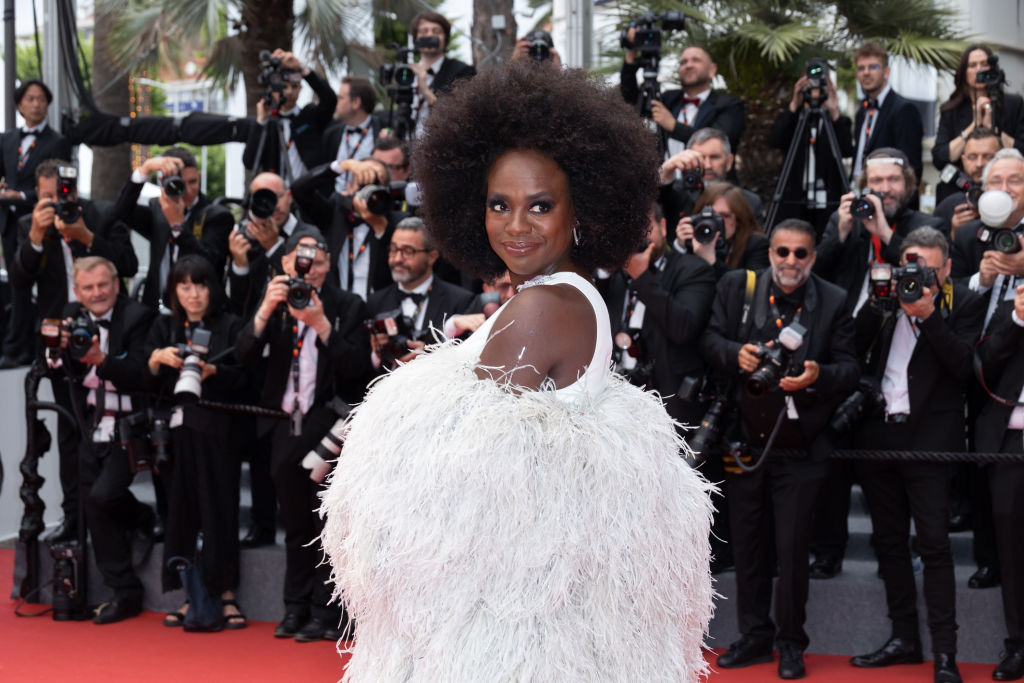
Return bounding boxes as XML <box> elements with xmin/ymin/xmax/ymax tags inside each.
<box><xmin>90</xmin><ymin>5</ymin><xmax>131</xmax><ymax>201</ymax></box>
<box><xmin>472</xmin><ymin>0</ymin><xmax>516</xmax><ymax>69</ymax></box>
<box><xmin>241</xmin><ymin>1</ymin><xmax>296</xmax><ymax>116</ymax></box>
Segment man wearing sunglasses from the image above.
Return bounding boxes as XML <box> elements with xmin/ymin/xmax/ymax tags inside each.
<box><xmin>701</xmin><ymin>218</ymin><xmax>859</xmax><ymax>679</ymax></box>
<box><xmin>848</xmin><ymin>227</ymin><xmax>983</xmax><ymax>683</ymax></box>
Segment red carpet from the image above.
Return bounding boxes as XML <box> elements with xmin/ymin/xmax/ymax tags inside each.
<box><xmin>0</xmin><ymin>548</ymin><xmax>998</xmax><ymax>681</ymax></box>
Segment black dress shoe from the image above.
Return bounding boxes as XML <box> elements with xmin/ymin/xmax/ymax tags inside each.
<box><xmin>947</xmin><ymin>512</ymin><xmax>972</xmax><ymax>533</ymax></box>
<box><xmin>43</xmin><ymin>518</ymin><xmax>79</xmax><ymax>544</ymax></box>
<box><xmin>994</xmin><ymin>647</ymin><xmax>1024</xmax><ymax>681</ymax></box>
<box><xmin>809</xmin><ymin>555</ymin><xmax>842</xmax><ymax>580</ymax></box>
<box><xmin>92</xmin><ymin>597</ymin><xmax>143</xmax><ymax>624</ymax></box>
<box><xmin>934</xmin><ymin>652</ymin><xmax>962</xmax><ymax>683</ymax></box>
<box><xmin>850</xmin><ymin>636</ymin><xmax>924</xmax><ymax>667</ymax></box>
<box><xmin>274</xmin><ymin>612</ymin><xmax>308</xmax><ymax>638</ymax></box>
<box><xmin>968</xmin><ymin>565</ymin><xmax>1000</xmax><ymax>589</ymax></box>
<box><xmin>295</xmin><ymin>617</ymin><xmax>332</xmax><ymax>643</ymax></box>
<box><xmin>241</xmin><ymin>526</ymin><xmax>276</xmax><ymax>548</ymax></box>
<box><xmin>778</xmin><ymin>642</ymin><xmax>806</xmax><ymax>679</ymax></box>
<box><xmin>717</xmin><ymin>635</ymin><xmax>774</xmax><ymax>668</ymax></box>
<box><xmin>0</xmin><ymin>353</ymin><xmax>31</xmax><ymax>369</ymax></box>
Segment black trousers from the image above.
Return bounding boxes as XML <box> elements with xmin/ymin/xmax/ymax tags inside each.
<box><xmin>80</xmin><ymin>437</ymin><xmax>147</xmax><ymax>600</ymax></box>
<box><xmin>992</xmin><ymin>431</ymin><xmax>1024</xmax><ymax>647</ymax></box>
<box><xmin>269</xmin><ymin>418</ymin><xmax>341</xmax><ymax>622</ymax></box>
<box><xmin>809</xmin><ymin>458</ymin><xmax>856</xmax><ymax>560</ymax></box>
<box><xmin>726</xmin><ymin>457</ymin><xmax>827</xmax><ymax>649</ymax></box>
<box><xmin>161</xmin><ymin>419</ymin><xmax>241</xmax><ymax>595</ymax></box>
<box><xmin>855</xmin><ymin>452</ymin><xmax>958</xmax><ymax>654</ymax></box>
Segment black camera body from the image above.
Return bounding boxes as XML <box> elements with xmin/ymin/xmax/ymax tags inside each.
<box><xmin>161</xmin><ymin>174</ymin><xmax>186</xmax><ymax>198</ymax></box>
<box><xmin>830</xmin><ymin>378</ymin><xmax>886</xmax><ymax>433</ymax></box>
<box><xmin>682</xmin><ymin>378</ymin><xmax>733</xmax><ymax>467</ymax></box>
<box><xmin>117</xmin><ymin>408</ymin><xmax>171</xmax><ymax>473</ymax></box>
<box><xmin>692</xmin><ymin>207</ymin><xmax>724</xmax><ymax>245</ymax></box>
<box><xmin>355</xmin><ymin>183</ymin><xmax>394</xmax><ymax>216</ymax></box>
<box><xmin>258</xmin><ymin>49</ymin><xmax>299</xmax><ymax>107</ymax></box>
<box><xmin>50</xmin><ymin>165</ymin><xmax>83</xmax><ymax>224</ymax></box>
<box><xmin>286</xmin><ymin>244</ymin><xmax>318</xmax><ymax>309</ymax></box>
<box><xmin>976</xmin><ymin>54</ymin><xmax>1006</xmax><ymax>88</ymax></box>
<box><xmin>366</xmin><ymin>308</ymin><xmax>414</xmax><ymax>368</ymax></box>
<box><xmin>50</xmin><ymin>541</ymin><xmax>89</xmax><ymax>621</ymax></box>
<box><xmin>869</xmin><ymin>253</ymin><xmax>937</xmax><ymax>308</ymax></box>
<box><xmin>66</xmin><ymin>314</ymin><xmax>99</xmax><ymax>360</ymax></box>
<box><xmin>619</xmin><ymin>11</ymin><xmax>686</xmax><ymax>58</ymax></box>
<box><xmin>850</xmin><ymin>189</ymin><xmax>881</xmax><ymax>219</ymax></box>
<box><xmin>746</xmin><ymin>322</ymin><xmax>806</xmax><ymax>397</ymax></box>
<box><xmin>802</xmin><ymin>58</ymin><xmax>830</xmax><ymax>108</ymax></box>
<box><xmin>977</xmin><ymin>224</ymin><xmax>1022</xmax><ymax>254</ymax></box>
<box><xmin>524</xmin><ymin>29</ymin><xmax>554</xmax><ymax>61</ymax></box>
<box><xmin>681</xmin><ymin>167</ymin><xmax>705</xmax><ymax>193</ymax></box>
<box><xmin>249</xmin><ymin>187</ymin><xmax>278</xmax><ymax>221</ymax></box>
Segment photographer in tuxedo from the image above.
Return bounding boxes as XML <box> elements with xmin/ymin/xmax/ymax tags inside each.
<box><xmin>114</xmin><ymin>148</ymin><xmax>233</xmax><ymax>310</ymax></box>
<box><xmin>366</xmin><ymin>217</ymin><xmax>476</xmax><ymax>368</ymax></box>
<box><xmin>848</xmin><ymin>227</ymin><xmax>984</xmax><ymax>683</ymax></box>
<box><xmin>59</xmin><ymin>257</ymin><xmax>156</xmax><ymax>624</ymax></box>
<box><xmin>235</xmin><ymin>228</ymin><xmax>371</xmax><ymax>642</ymax></box>
<box><xmin>0</xmin><ymin>79</ymin><xmax>73</xmax><ymax>367</ymax></box>
<box><xmin>10</xmin><ymin>159</ymin><xmax>137</xmax><ymax>542</ymax></box>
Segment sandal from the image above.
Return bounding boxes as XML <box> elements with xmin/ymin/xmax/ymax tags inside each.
<box><xmin>163</xmin><ymin>602</ymin><xmax>189</xmax><ymax>627</ymax></box>
<box><xmin>222</xmin><ymin>599</ymin><xmax>248</xmax><ymax>630</ymax></box>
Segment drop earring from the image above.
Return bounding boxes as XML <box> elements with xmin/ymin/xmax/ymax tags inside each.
<box><xmin>573</xmin><ymin>221</ymin><xmax>581</xmax><ymax>246</ymax></box>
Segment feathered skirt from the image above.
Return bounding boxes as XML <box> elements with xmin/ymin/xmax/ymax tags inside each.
<box><xmin>320</xmin><ymin>343</ymin><xmax>717</xmax><ymax>682</ymax></box>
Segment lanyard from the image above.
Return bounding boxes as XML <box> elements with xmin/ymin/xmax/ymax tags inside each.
<box><xmin>769</xmin><ymin>294</ymin><xmax>802</xmax><ymax>329</ymax></box>
<box><xmin>343</xmin><ymin>127</ymin><xmax>370</xmax><ymax>159</ymax></box>
<box><xmin>347</xmin><ymin>231</ymin><xmax>368</xmax><ymax>290</ymax></box>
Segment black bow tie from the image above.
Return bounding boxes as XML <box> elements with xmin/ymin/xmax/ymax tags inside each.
<box><xmin>401</xmin><ymin>291</ymin><xmax>426</xmax><ymax>305</ymax></box>
<box><xmin>20</xmin><ymin>128</ymin><xmax>39</xmax><ymax>139</ymax></box>
<box><xmin>863</xmin><ymin>98</ymin><xmax>879</xmax><ymax>110</ymax></box>
<box><xmin>94</xmin><ymin>318</ymin><xmax>111</xmax><ymax>329</ymax></box>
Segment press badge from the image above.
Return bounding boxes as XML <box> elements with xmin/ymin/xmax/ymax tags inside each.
<box><xmin>92</xmin><ymin>415</ymin><xmax>116</xmax><ymax>443</ymax></box>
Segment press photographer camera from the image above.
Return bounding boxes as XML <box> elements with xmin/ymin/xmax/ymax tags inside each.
<box><xmin>939</xmin><ymin>165</ymin><xmax>983</xmax><ymax>206</ymax></box>
<box><xmin>366</xmin><ymin>308</ymin><xmax>414</xmax><ymax>369</ymax></box>
<box><xmin>975</xmin><ymin>188</ymin><xmax>1023</xmax><ymax>254</ymax></box>
<box><xmin>619</xmin><ymin>11</ymin><xmax>687</xmax><ymax>118</ymax></box>
<box><xmin>829</xmin><ymin>377</ymin><xmax>886</xmax><ymax>433</ymax></box>
<box><xmin>850</xmin><ymin>189</ymin><xmax>883</xmax><ymax>219</ymax></box>
<box><xmin>802</xmin><ymin>58</ymin><xmax>830</xmax><ymax>108</ymax></box>
<box><xmin>116</xmin><ymin>408</ymin><xmax>171</xmax><ymax>473</ymax></box>
<box><xmin>258</xmin><ymin>48</ymin><xmax>299</xmax><ymax>107</ymax></box>
<box><xmin>51</xmin><ymin>165</ymin><xmax>83</xmax><ymax>223</ymax></box>
<box><xmin>691</xmin><ymin>206</ymin><xmax>724</xmax><ymax>246</ymax></box>
<box><xmin>286</xmin><ymin>244</ymin><xmax>317</xmax><ymax>309</ymax></box>
<box><xmin>380</xmin><ymin>44</ymin><xmax>422</xmax><ymax>139</ymax></box>
<box><xmin>524</xmin><ymin>29</ymin><xmax>554</xmax><ymax>62</ymax></box>
<box><xmin>868</xmin><ymin>253</ymin><xmax>937</xmax><ymax>310</ymax></box>
<box><xmin>745</xmin><ymin>321</ymin><xmax>806</xmax><ymax>397</ymax></box>
<box><xmin>172</xmin><ymin>327</ymin><xmax>213</xmax><ymax>400</ymax></box>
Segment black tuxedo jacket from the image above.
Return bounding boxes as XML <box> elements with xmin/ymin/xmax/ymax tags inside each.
<box><xmin>11</xmin><ymin>199</ymin><xmax>139</xmax><ymax>320</ymax></box>
<box><xmin>853</xmin><ymin>90</ymin><xmax>924</xmax><ymax>181</ymax></box>
<box><xmin>603</xmin><ymin>252</ymin><xmax>715</xmax><ymax>399</ymax></box>
<box><xmin>114</xmin><ymin>180</ymin><xmax>233</xmax><ymax>308</ymax></box>
<box><xmin>700</xmin><ymin>270</ymin><xmax>859</xmax><ymax>455</ymax></box>
<box><xmin>235</xmin><ymin>281</ymin><xmax>371</xmax><ymax>414</ymax></box>
<box><xmin>975</xmin><ymin>305</ymin><xmax>1024</xmax><ymax>452</ymax></box>
<box><xmin>63</xmin><ymin>295</ymin><xmax>156</xmax><ymax>395</ymax></box>
<box><xmin>619</xmin><ymin>64</ymin><xmax>746</xmax><ymax>152</ymax></box>
<box><xmin>367</xmin><ymin>277</ymin><xmax>476</xmax><ymax>343</ymax></box>
<box><xmin>242</xmin><ymin>70</ymin><xmax>338</xmax><ymax>176</ymax></box>
<box><xmin>291</xmin><ymin>162</ymin><xmax>399</xmax><ymax>295</ymax></box>
<box><xmin>429</xmin><ymin>57</ymin><xmax>476</xmax><ymax>95</ymax></box>
<box><xmin>854</xmin><ymin>281</ymin><xmax>984</xmax><ymax>449</ymax></box>
<box><xmin>815</xmin><ymin>208</ymin><xmax>947</xmax><ymax>311</ymax></box>
<box><xmin>0</xmin><ymin>124</ymin><xmax>73</xmax><ymax>236</ymax></box>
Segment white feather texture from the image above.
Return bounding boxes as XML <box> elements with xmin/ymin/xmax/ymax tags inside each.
<box><xmin>320</xmin><ymin>337</ymin><xmax>716</xmax><ymax>683</ymax></box>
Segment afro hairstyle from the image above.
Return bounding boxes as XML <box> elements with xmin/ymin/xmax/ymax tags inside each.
<box><xmin>413</xmin><ymin>60</ymin><xmax>661</xmax><ymax>280</ymax></box>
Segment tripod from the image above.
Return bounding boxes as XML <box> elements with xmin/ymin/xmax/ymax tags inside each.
<box><xmin>765</xmin><ymin>105</ymin><xmax>850</xmax><ymax>233</ymax></box>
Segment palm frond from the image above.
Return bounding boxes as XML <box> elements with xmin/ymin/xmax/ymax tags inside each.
<box><xmin>732</xmin><ymin>20</ymin><xmax>821</xmax><ymax>65</ymax></box>
<box><xmin>200</xmin><ymin>34</ymin><xmax>246</xmax><ymax>90</ymax></box>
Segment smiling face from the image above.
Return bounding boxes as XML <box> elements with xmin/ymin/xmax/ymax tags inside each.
<box><xmin>769</xmin><ymin>228</ymin><xmax>816</xmax><ymax>293</ymax></box>
<box><xmin>175</xmin><ymin>277</ymin><xmax>210</xmax><ymax>322</ymax></box>
<box><xmin>485</xmin><ymin>149</ymin><xmax>576</xmax><ymax>286</ymax></box>
<box><xmin>73</xmin><ymin>265</ymin><xmax>120</xmax><ymax>318</ymax></box>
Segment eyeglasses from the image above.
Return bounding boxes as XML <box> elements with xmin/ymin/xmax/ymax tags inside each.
<box><xmin>987</xmin><ymin>175</ymin><xmax>1024</xmax><ymax>190</ymax></box>
<box><xmin>856</xmin><ymin>64</ymin><xmax>882</xmax><ymax>73</ymax></box>
<box><xmin>774</xmin><ymin>246</ymin><xmax>811</xmax><ymax>260</ymax></box>
<box><xmin>388</xmin><ymin>245</ymin><xmax>430</xmax><ymax>258</ymax></box>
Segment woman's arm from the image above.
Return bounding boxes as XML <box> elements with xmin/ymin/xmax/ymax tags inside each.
<box><xmin>475</xmin><ymin>284</ymin><xmax>596</xmax><ymax>391</ymax></box>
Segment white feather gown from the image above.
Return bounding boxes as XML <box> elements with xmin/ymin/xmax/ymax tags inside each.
<box><xmin>319</xmin><ymin>273</ymin><xmax>716</xmax><ymax>682</ymax></box>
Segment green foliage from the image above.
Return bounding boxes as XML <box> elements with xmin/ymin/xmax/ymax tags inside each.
<box><xmin>6</xmin><ymin>35</ymin><xmax>94</xmax><ymax>84</ymax></box>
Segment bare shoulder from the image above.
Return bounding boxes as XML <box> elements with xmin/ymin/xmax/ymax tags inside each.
<box><xmin>476</xmin><ymin>282</ymin><xmax>597</xmax><ymax>390</ymax></box>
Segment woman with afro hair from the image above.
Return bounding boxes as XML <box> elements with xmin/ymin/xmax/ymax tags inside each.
<box><xmin>320</xmin><ymin>60</ymin><xmax>715</xmax><ymax>682</ymax></box>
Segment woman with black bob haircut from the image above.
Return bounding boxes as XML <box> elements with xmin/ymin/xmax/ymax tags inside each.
<box><xmin>321</xmin><ymin>61</ymin><xmax>715</xmax><ymax>682</ymax></box>
<box><xmin>933</xmin><ymin>43</ymin><xmax>1024</xmax><ymax>201</ymax></box>
<box><xmin>145</xmin><ymin>254</ymin><xmax>247</xmax><ymax>630</ymax></box>
<box><xmin>677</xmin><ymin>181</ymin><xmax>769</xmax><ymax>280</ymax></box>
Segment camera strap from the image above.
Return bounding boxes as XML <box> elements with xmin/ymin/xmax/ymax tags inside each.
<box><xmin>973</xmin><ymin>335</ymin><xmax>1024</xmax><ymax>408</ymax></box>
<box><xmin>288</xmin><ymin>321</ymin><xmax>311</xmax><ymax>436</ymax></box>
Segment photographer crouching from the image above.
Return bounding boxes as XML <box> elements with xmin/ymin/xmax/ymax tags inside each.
<box><xmin>51</xmin><ymin>257</ymin><xmax>156</xmax><ymax>624</ymax></box>
<box><xmin>145</xmin><ymin>255</ymin><xmax>247</xmax><ymax>630</ymax></box>
<box><xmin>699</xmin><ymin>218</ymin><xmax>859</xmax><ymax>678</ymax></box>
<box><xmin>235</xmin><ymin>228</ymin><xmax>371</xmax><ymax>641</ymax></box>
<box><xmin>845</xmin><ymin>227</ymin><xmax>984</xmax><ymax>683</ymax></box>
